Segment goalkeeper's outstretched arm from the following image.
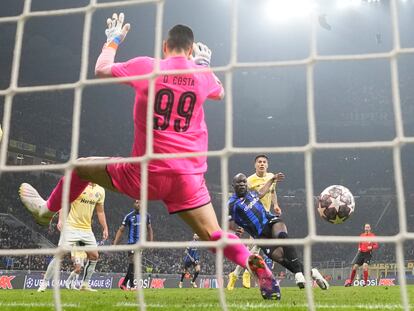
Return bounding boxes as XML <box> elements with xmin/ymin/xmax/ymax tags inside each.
<box><xmin>95</xmin><ymin>12</ymin><xmax>130</xmax><ymax>78</ymax></box>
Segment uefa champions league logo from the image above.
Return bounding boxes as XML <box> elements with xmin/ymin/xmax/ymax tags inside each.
<box><xmin>25</xmin><ymin>277</ymin><xmax>34</xmax><ymax>288</ymax></box>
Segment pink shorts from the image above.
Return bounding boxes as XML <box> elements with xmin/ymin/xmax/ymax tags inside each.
<box><xmin>106</xmin><ymin>162</ymin><xmax>211</xmax><ymax>214</ymax></box>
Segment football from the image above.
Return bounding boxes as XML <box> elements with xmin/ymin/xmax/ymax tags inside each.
<box><xmin>317</xmin><ymin>185</ymin><xmax>355</xmax><ymax>224</ymax></box>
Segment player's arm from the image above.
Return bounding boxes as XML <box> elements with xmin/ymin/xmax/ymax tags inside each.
<box><xmin>258</xmin><ymin>174</ymin><xmax>278</xmax><ymax>199</ymax></box>
<box><xmin>258</xmin><ymin>172</ymin><xmax>285</xmax><ymax>199</ymax></box>
<box><xmin>271</xmin><ymin>189</ymin><xmax>282</xmax><ymax>216</ymax></box>
<box><xmin>368</xmin><ymin>234</ymin><xmax>379</xmax><ymax>251</ymax></box>
<box><xmin>95</xmin><ymin>13</ymin><xmax>130</xmax><ymax>78</ymax></box>
<box><xmin>372</xmin><ymin>234</ymin><xmax>379</xmax><ymax>250</ymax></box>
<box><xmin>95</xmin><ymin>203</ymin><xmax>109</xmax><ymax>240</ymax></box>
<box><xmin>193</xmin><ymin>42</ymin><xmax>224</xmax><ymax>100</ymax></box>
<box><xmin>113</xmin><ymin>225</ymin><xmax>126</xmax><ymax>245</ymax></box>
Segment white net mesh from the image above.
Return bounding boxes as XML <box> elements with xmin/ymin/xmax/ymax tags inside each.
<box><xmin>0</xmin><ymin>0</ymin><xmax>413</xmax><ymax>310</ymax></box>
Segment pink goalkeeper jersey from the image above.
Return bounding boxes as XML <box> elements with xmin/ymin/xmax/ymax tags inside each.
<box><xmin>111</xmin><ymin>56</ymin><xmax>223</xmax><ymax>174</ymax></box>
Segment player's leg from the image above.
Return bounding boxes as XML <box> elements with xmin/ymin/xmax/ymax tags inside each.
<box><xmin>179</xmin><ymin>265</ymin><xmax>188</xmax><ymax>288</ymax></box>
<box><xmin>227</xmin><ymin>265</ymin><xmax>242</xmax><ymax>290</ymax></box>
<box><xmin>242</xmin><ymin>244</ymin><xmax>259</xmax><ymax>289</ymax></box>
<box><xmin>191</xmin><ymin>264</ymin><xmax>200</xmax><ymax>288</ymax></box>
<box><xmin>346</xmin><ymin>254</ymin><xmax>361</xmax><ymax>287</ymax></box>
<box><xmin>39</xmin><ymin>231</ymin><xmax>76</xmax><ymax>292</ymax></box>
<box><xmin>19</xmin><ymin>157</ymin><xmax>117</xmax><ymax>226</ymax></box>
<box><xmin>80</xmin><ymin>232</ymin><xmax>99</xmax><ymax>292</ymax></box>
<box><xmin>267</xmin><ymin>221</ymin><xmax>327</xmax><ymax>290</ymax></box>
<box><xmin>269</xmin><ymin>222</ymin><xmax>303</xmax><ymax>271</ymax></box>
<box><xmin>178</xmin><ymin>203</ymin><xmax>249</xmax><ymax>263</ymax></box>
<box><xmin>346</xmin><ymin>264</ymin><xmax>359</xmax><ymax>286</ymax></box>
<box><xmin>121</xmin><ymin>251</ymin><xmax>134</xmax><ymax>290</ymax></box>
<box><xmin>271</xmin><ymin>220</ymin><xmax>329</xmax><ymax>290</ymax></box>
<box><xmin>65</xmin><ymin>258</ymin><xmax>81</xmax><ymax>290</ymax></box>
<box><xmin>362</xmin><ymin>262</ymin><xmax>369</xmax><ymax>286</ymax></box>
<box><xmin>80</xmin><ymin>250</ymin><xmax>99</xmax><ymax>292</ymax></box>
<box><xmin>37</xmin><ymin>256</ymin><xmax>57</xmax><ymax>292</ymax></box>
<box><xmin>178</xmin><ymin>204</ymin><xmax>280</xmax><ymax>300</ymax></box>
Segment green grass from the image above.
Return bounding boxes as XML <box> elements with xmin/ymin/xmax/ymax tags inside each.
<box><xmin>0</xmin><ymin>286</ymin><xmax>412</xmax><ymax>311</ymax></box>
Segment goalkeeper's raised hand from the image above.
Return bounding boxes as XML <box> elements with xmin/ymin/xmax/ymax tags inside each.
<box><xmin>193</xmin><ymin>42</ymin><xmax>212</xmax><ymax>67</ymax></box>
<box><xmin>105</xmin><ymin>12</ymin><xmax>130</xmax><ymax>49</ymax></box>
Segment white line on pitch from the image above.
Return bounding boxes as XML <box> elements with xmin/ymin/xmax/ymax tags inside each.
<box><xmin>0</xmin><ymin>302</ymin><xmax>80</xmax><ymax>308</ymax></box>
<box><xmin>115</xmin><ymin>302</ymin><xmax>411</xmax><ymax>310</ymax></box>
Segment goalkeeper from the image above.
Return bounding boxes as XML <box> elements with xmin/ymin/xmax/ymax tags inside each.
<box><xmin>19</xmin><ymin>13</ymin><xmax>280</xmax><ymax>300</ymax></box>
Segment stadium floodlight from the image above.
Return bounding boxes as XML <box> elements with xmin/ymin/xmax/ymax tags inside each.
<box><xmin>337</xmin><ymin>0</ymin><xmax>363</xmax><ymax>9</ymax></box>
<box><xmin>264</xmin><ymin>0</ymin><xmax>318</xmax><ymax>23</ymax></box>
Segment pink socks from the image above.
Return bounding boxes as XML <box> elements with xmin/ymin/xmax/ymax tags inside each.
<box><xmin>210</xmin><ymin>231</ymin><xmax>250</xmax><ymax>268</ymax></box>
<box><xmin>46</xmin><ymin>171</ymin><xmax>89</xmax><ymax>212</ymax></box>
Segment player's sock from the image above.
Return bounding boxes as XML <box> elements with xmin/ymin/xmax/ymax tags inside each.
<box><xmin>363</xmin><ymin>270</ymin><xmax>368</xmax><ymax>284</ymax></box>
<box><xmin>44</xmin><ymin>257</ymin><xmax>57</xmax><ymax>281</ymax></box>
<box><xmin>180</xmin><ymin>273</ymin><xmax>186</xmax><ymax>282</ymax></box>
<box><xmin>277</xmin><ymin>232</ymin><xmax>303</xmax><ymax>273</ymax></box>
<box><xmin>192</xmin><ymin>271</ymin><xmax>199</xmax><ymax>283</ymax></box>
<box><xmin>66</xmin><ymin>271</ymin><xmax>76</xmax><ymax>284</ymax></box>
<box><xmin>350</xmin><ymin>269</ymin><xmax>356</xmax><ymax>282</ymax></box>
<box><xmin>82</xmin><ymin>260</ymin><xmax>97</xmax><ymax>284</ymax></box>
<box><xmin>233</xmin><ymin>265</ymin><xmax>244</xmax><ymax>278</ymax></box>
<box><xmin>46</xmin><ymin>171</ymin><xmax>89</xmax><ymax>212</ymax></box>
<box><xmin>210</xmin><ymin>231</ymin><xmax>250</xmax><ymax>268</ymax></box>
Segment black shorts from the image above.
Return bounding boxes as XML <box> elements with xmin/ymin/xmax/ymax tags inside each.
<box><xmin>258</xmin><ymin>217</ymin><xmax>283</xmax><ymax>257</ymax></box>
<box><xmin>352</xmin><ymin>251</ymin><xmax>372</xmax><ymax>266</ymax></box>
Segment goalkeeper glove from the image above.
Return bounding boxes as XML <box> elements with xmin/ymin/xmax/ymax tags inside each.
<box><xmin>105</xmin><ymin>13</ymin><xmax>130</xmax><ymax>49</ymax></box>
<box><xmin>193</xmin><ymin>42</ymin><xmax>212</xmax><ymax>67</ymax></box>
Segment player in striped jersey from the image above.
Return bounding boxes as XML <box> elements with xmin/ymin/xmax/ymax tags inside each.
<box><xmin>37</xmin><ymin>183</ymin><xmax>108</xmax><ymax>292</ymax></box>
<box><xmin>228</xmin><ymin>154</ymin><xmax>284</xmax><ymax>290</ymax></box>
<box><xmin>179</xmin><ymin>234</ymin><xmax>201</xmax><ymax>288</ymax></box>
<box><xmin>113</xmin><ymin>200</ymin><xmax>153</xmax><ymax>290</ymax></box>
<box><xmin>229</xmin><ymin>173</ymin><xmax>329</xmax><ymax>291</ymax></box>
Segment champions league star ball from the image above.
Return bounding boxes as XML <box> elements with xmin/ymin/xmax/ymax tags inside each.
<box><xmin>317</xmin><ymin>185</ymin><xmax>355</xmax><ymax>224</ymax></box>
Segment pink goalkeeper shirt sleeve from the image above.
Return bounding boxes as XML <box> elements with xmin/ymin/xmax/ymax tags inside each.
<box><xmin>207</xmin><ymin>72</ymin><xmax>224</xmax><ymax>100</ymax></box>
<box><xmin>95</xmin><ymin>46</ymin><xmax>117</xmax><ymax>77</ymax></box>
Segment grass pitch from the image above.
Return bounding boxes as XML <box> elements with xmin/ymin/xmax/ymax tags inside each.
<box><xmin>0</xmin><ymin>286</ymin><xmax>412</xmax><ymax>311</ymax></box>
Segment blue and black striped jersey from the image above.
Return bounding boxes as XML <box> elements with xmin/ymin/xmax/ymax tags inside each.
<box><xmin>122</xmin><ymin>211</ymin><xmax>151</xmax><ymax>244</ymax></box>
<box><xmin>228</xmin><ymin>191</ymin><xmax>275</xmax><ymax>238</ymax></box>
<box><xmin>184</xmin><ymin>245</ymin><xmax>200</xmax><ymax>263</ymax></box>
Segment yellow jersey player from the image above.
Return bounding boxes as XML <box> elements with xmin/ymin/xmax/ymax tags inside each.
<box><xmin>247</xmin><ymin>154</ymin><xmax>283</xmax><ymax>215</ymax></box>
<box><xmin>37</xmin><ymin>183</ymin><xmax>108</xmax><ymax>292</ymax></box>
<box><xmin>227</xmin><ymin>154</ymin><xmax>285</xmax><ymax>290</ymax></box>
